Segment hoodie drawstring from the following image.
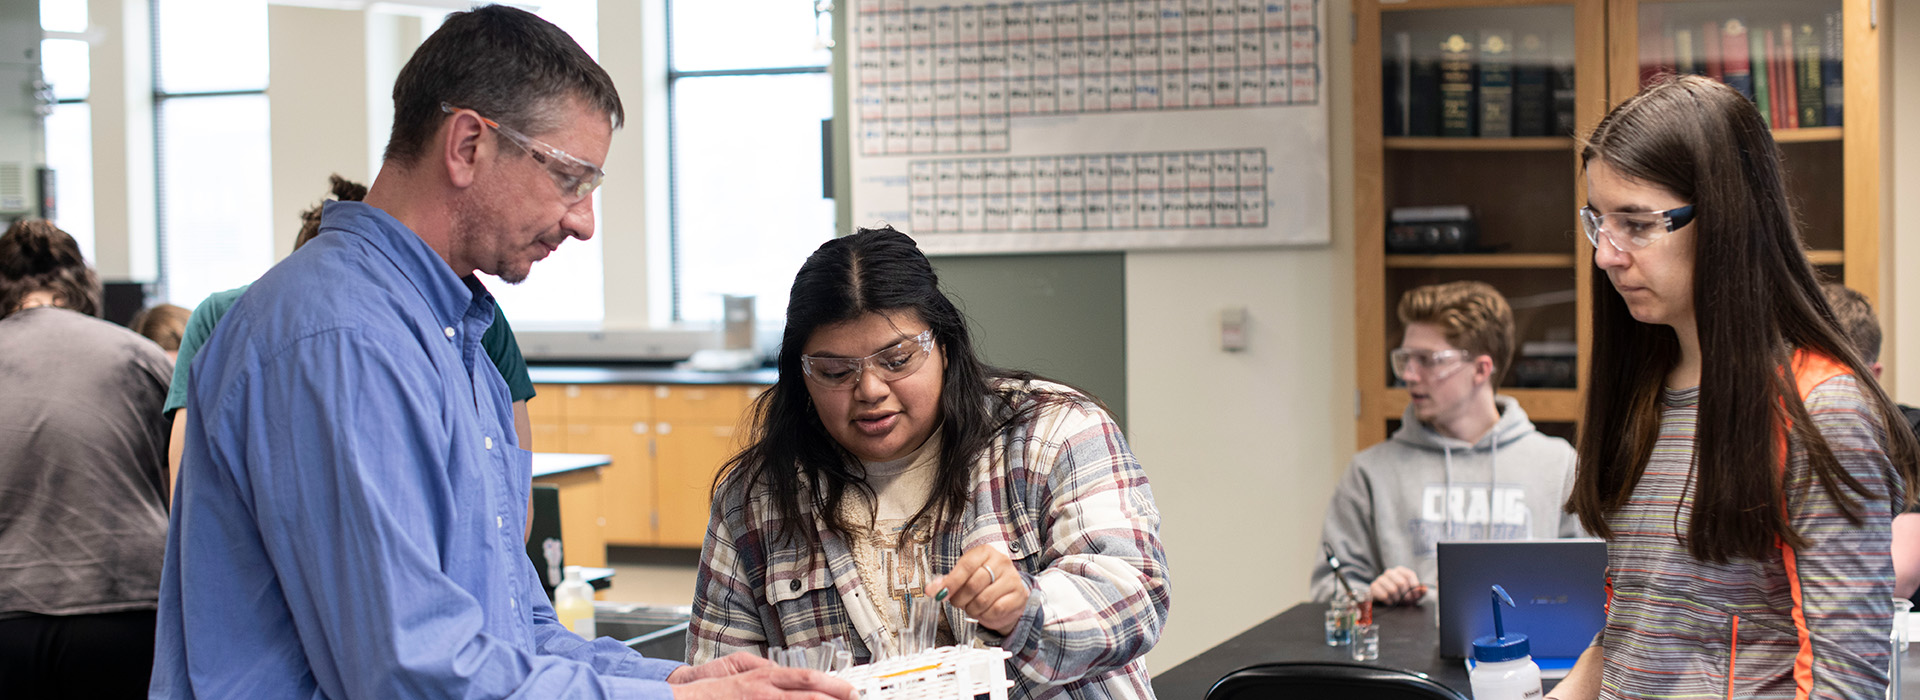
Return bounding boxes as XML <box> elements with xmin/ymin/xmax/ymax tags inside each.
<box><xmin>1489</xmin><ymin>435</ymin><xmax>1499</xmax><ymax>536</ymax></box>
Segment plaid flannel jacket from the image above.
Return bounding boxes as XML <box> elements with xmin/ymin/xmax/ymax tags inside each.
<box><xmin>688</xmin><ymin>381</ymin><xmax>1171</xmax><ymax>699</ymax></box>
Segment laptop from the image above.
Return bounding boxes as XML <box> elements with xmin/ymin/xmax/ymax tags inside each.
<box><xmin>1437</xmin><ymin>539</ymin><xmax>1608</xmax><ymax>662</ymax></box>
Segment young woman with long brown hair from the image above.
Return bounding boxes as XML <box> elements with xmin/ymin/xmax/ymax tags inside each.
<box><xmin>1546</xmin><ymin>75</ymin><xmax>1919</xmax><ymax>700</ymax></box>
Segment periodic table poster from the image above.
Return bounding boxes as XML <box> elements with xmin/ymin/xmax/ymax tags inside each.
<box><xmin>848</xmin><ymin>0</ymin><xmax>1330</xmax><ymax>254</ymax></box>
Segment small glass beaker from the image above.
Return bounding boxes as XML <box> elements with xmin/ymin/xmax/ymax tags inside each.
<box><xmin>1325</xmin><ymin>597</ymin><xmax>1356</xmax><ymax>646</ymax></box>
<box><xmin>1350</xmin><ymin>623</ymin><xmax>1381</xmax><ymax>661</ymax></box>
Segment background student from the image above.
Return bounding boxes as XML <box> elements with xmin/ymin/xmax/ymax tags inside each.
<box><xmin>128</xmin><ymin>303</ymin><xmax>189</xmax><ymax>364</ymax></box>
<box><xmin>1819</xmin><ymin>282</ymin><xmax>1920</xmax><ymax>602</ymax></box>
<box><xmin>689</xmin><ymin>227</ymin><xmax>1170</xmax><ymax>699</ymax></box>
<box><xmin>1311</xmin><ymin>281</ymin><xmax>1580</xmax><ymax>607</ymax></box>
<box><xmin>1551</xmin><ymin>75</ymin><xmax>1918</xmax><ymax>700</ymax></box>
<box><xmin>0</xmin><ymin>219</ymin><xmax>172</xmax><ymax>698</ymax></box>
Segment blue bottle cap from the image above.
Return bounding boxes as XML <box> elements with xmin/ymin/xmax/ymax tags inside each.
<box><xmin>1473</xmin><ymin>584</ymin><xmax>1532</xmax><ymax>663</ymax></box>
<box><xmin>1473</xmin><ymin>631</ymin><xmax>1532</xmax><ymax>663</ymax></box>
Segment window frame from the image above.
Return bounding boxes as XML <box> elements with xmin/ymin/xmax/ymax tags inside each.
<box><xmin>148</xmin><ymin>0</ymin><xmax>269</xmax><ymax>301</ymax></box>
<box><xmin>662</xmin><ymin>0</ymin><xmax>832</xmax><ymax>323</ymax></box>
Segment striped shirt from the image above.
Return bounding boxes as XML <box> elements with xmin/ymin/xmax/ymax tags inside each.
<box><xmin>1598</xmin><ymin>372</ymin><xmax>1900</xmax><ymax>700</ymax></box>
<box><xmin>689</xmin><ymin>380</ymin><xmax>1171</xmax><ymax>699</ymax></box>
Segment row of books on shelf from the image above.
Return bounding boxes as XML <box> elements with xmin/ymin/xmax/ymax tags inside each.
<box><xmin>1382</xmin><ymin>29</ymin><xmax>1576</xmax><ymax>139</ymax></box>
<box><xmin>1639</xmin><ymin>9</ymin><xmax>1843</xmax><ymax>129</ymax></box>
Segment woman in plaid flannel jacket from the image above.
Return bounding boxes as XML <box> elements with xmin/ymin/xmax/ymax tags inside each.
<box><xmin>688</xmin><ymin>227</ymin><xmax>1171</xmax><ymax>699</ymax></box>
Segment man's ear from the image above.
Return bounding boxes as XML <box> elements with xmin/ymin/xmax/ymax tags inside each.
<box><xmin>1474</xmin><ymin>354</ymin><xmax>1496</xmax><ymax>386</ymax></box>
<box><xmin>442</xmin><ymin>110</ymin><xmax>488</xmax><ymax>189</ymax></box>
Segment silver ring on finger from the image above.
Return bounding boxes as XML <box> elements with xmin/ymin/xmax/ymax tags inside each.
<box><xmin>986</xmin><ymin>566</ymin><xmax>997</xmax><ymax>584</ymax></box>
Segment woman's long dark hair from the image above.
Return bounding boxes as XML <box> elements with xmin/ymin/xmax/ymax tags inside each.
<box><xmin>0</xmin><ymin>218</ymin><xmax>100</xmax><ymax>319</ymax></box>
<box><xmin>1568</xmin><ymin>75</ymin><xmax>1919</xmax><ymax>562</ymax></box>
<box><xmin>716</xmin><ymin>226</ymin><xmax>1067</xmax><ymax>547</ymax></box>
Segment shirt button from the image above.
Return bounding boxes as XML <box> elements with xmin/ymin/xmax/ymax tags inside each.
<box><xmin>496</xmin><ymin>516</ymin><xmax>504</xmax><ymax>528</ymax></box>
<box><xmin>790</xmin><ymin>580</ymin><xmax>802</xmax><ymax>592</ymax></box>
<box><xmin>484</xmin><ymin>436</ymin><xmax>494</xmax><ymax>450</ymax></box>
<box><xmin>444</xmin><ymin>326</ymin><xmax>456</xmax><ymax>338</ymax></box>
<box><xmin>509</xmin><ymin>598</ymin><xmax>517</xmax><ymax>609</ymax></box>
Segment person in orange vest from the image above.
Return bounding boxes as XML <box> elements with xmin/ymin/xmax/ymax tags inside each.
<box><xmin>1551</xmin><ymin>74</ymin><xmax>1919</xmax><ymax>700</ymax></box>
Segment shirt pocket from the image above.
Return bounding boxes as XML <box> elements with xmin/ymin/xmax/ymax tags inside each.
<box><xmin>763</xmin><ymin>545</ymin><xmax>843</xmax><ymax>646</ymax></box>
<box><xmin>966</xmin><ymin>507</ymin><xmax>1046</xmax><ymax>577</ymax></box>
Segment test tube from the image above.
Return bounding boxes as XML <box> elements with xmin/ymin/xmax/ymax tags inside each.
<box><xmin>957</xmin><ymin>616</ymin><xmax>980</xmax><ymax>648</ymax></box>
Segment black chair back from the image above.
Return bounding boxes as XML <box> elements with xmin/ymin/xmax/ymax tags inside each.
<box><xmin>1205</xmin><ymin>661</ymin><xmax>1469</xmax><ymax>700</ymax></box>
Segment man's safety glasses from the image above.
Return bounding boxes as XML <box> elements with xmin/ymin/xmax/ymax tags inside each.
<box><xmin>1389</xmin><ymin>347</ymin><xmax>1475</xmax><ymax>382</ymax></box>
<box><xmin>442</xmin><ymin>103</ymin><xmax>605</xmax><ymax>203</ymax></box>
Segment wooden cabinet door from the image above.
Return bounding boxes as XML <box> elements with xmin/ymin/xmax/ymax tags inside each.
<box><xmin>529</xmin><ymin>422</ymin><xmax>563</xmax><ymax>453</ymax></box>
<box><xmin>527</xmin><ymin>385</ymin><xmax>567</xmax><ymax>425</ymax></box>
<box><xmin>564</xmin><ymin>421</ymin><xmax>657</xmax><ymax>546</ymax></box>
<box><xmin>564</xmin><ymin>384</ymin><xmax>655</xmax><ymax>422</ymax></box>
<box><xmin>532</xmin><ymin>466</ymin><xmax>607</xmax><ymax>567</ymax></box>
<box><xmin>652</xmin><ymin>385</ymin><xmax>754</xmax><ymax>424</ymax></box>
<box><xmin>652</xmin><ymin>421</ymin><xmax>742</xmax><ymax>548</ymax></box>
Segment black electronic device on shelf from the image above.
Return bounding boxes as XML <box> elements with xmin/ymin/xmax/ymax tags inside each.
<box><xmin>1386</xmin><ymin>205</ymin><xmax>1481</xmax><ymax>254</ymax></box>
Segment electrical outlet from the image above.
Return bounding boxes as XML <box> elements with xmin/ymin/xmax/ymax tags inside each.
<box><xmin>1221</xmin><ymin>307</ymin><xmax>1248</xmax><ymax>352</ymax></box>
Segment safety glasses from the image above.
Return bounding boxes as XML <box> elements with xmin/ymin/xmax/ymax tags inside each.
<box><xmin>442</xmin><ymin>103</ymin><xmax>605</xmax><ymax>203</ymax></box>
<box><xmin>1389</xmin><ymin>347</ymin><xmax>1475</xmax><ymax>382</ymax></box>
<box><xmin>1578</xmin><ymin>204</ymin><xmax>1695</xmax><ymax>252</ymax></box>
<box><xmin>801</xmin><ymin>330</ymin><xmax>936</xmax><ymax>389</ymax></box>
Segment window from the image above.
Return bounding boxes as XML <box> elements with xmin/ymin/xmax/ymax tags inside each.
<box><xmin>154</xmin><ymin>0</ymin><xmax>272</xmax><ymax>309</ymax></box>
<box><xmin>668</xmin><ymin>0</ymin><xmax>835</xmax><ymax>324</ymax></box>
<box><xmin>477</xmin><ymin>0</ymin><xmax>607</xmax><ymax>328</ymax></box>
<box><xmin>41</xmin><ymin>3</ymin><xmax>92</xmax><ymax>259</ymax></box>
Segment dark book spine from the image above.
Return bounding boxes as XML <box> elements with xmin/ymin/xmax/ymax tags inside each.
<box><xmin>1513</xmin><ymin>33</ymin><xmax>1550</xmax><ymax>137</ymax></box>
<box><xmin>1777</xmin><ymin>22</ymin><xmax>1798</xmax><ymax>128</ymax></box>
<box><xmin>1722</xmin><ymin>19</ymin><xmax>1754</xmax><ymax>101</ymax></box>
<box><xmin>1384</xmin><ymin>31</ymin><xmax>1407</xmax><ymax>136</ymax></box>
<box><xmin>1409</xmin><ymin>31</ymin><xmax>1443</xmax><ymax>136</ymax></box>
<box><xmin>1795</xmin><ymin>22</ymin><xmax>1823</xmax><ymax>128</ymax></box>
<box><xmin>1477</xmin><ymin>30</ymin><xmax>1513</xmax><ymax>138</ymax></box>
<box><xmin>1822</xmin><ymin>10</ymin><xmax>1843</xmax><ymax>126</ymax></box>
<box><xmin>1438</xmin><ymin>33</ymin><xmax>1476</xmax><ymax>137</ymax></box>
<box><xmin>1750</xmin><ymin>26</ymin><xmax>1771</xmax><ymax>127</ymax></box>
<box><xmin>1550</xmin><ymin>31</ymin><xmax>1576</xmax><ymax>136</ymax></box>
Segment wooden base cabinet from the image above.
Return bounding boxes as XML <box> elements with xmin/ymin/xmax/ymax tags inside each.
<box><xmin>528</xmin><ymin>383</ymin><xmax>764</xmax><ymax>553</ymax></box>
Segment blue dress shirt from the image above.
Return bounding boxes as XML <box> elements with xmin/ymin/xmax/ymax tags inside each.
<box><xmin>151</xmin><ymin>202</ymin><xmax>682</xmax><ymax>698</ymax></box>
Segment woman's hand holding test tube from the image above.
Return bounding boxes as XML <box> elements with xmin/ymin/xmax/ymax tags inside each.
<box><xmin>929</xmin><ymin>544</ymin><xmax>1028</xmax><ymax>635</ymax></box>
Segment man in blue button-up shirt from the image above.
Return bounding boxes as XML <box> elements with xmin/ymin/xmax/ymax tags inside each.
<box><xmin>150</xmin><ymin>7</ymin><xmax>852</xmax><ymax>699</ymax></box>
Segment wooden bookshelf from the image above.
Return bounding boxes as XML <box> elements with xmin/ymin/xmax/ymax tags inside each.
<box><xmin>1385</xmin><ymin>388</ymin><xmax>1583</xmax><ymax>422</ymax></box>
<box><xmin>1356</xmin><ymin>0</ymin><xmax>1606</xmax><ymax>449</ymax></box>
<box><xmin>1357</xmin><ymin>0</ymin><xmax>1882</xmax><ymax>449</ymax></box>
<box><xmin>1806</xmin><ymin>249</ymin><xmax>1845</xmax><ymax>266</ymax></box>
<box><xmin>1386</xmin><ymin>253</ymin><xmax>1577</xmax><ymax>269</ymax></box>
<box><xmin>1384</xmin><ymin>136</ymin><xmax>1577</xmax><ymax>151</ymax></box>
<box><xmin>1609</xmin><ymin>0</ymin><xmax>1882</xmax><ymax>306</ymax></box>
<box><xmin>1773</xmin><ymin>126</ymin><xmax>1845</xmax><ymax>143</ymax></box>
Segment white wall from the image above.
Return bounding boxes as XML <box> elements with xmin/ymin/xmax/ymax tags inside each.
<box><xmin>1130</xmin><ymin>2</ymin><xmax>1356</xmax><ymax>672</ymax></box>
<box><xmin>1892</xmin><ymin>0</ymin><xmax>1920</xmax><ymax>403</ymax></box>
<box><xmin>86</xmin><ymin>0</ymin><xmax>153</xmax><ymax>281</ymax></box>
<box><xmin>267</xmin><ymin>5</ymin><xmax>371</xmax><ymax>261</ymax></box>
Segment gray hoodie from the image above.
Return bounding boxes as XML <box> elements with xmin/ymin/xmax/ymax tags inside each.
<box><xmin>1310</xmin><ymin>396</ymin><xmax>1581</xmax><ymax>604</ymax></box>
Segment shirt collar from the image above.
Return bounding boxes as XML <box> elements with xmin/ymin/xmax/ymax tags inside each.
<box><xmin>320</xmin><ymin>200</ymin><xmax>495</xmax><ymax>335</ymax></box>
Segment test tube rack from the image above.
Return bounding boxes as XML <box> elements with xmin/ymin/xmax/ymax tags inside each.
<box><xmin>831</xmin><ymin>645</ymin><xmax>1014</xmax><ymax>700</ymax></box>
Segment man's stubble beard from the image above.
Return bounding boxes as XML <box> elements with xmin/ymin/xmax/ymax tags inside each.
<box><xmin>449</xmin><ymin>185</ymin><xmax>530</xmax><ymax>284</ymax></box>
